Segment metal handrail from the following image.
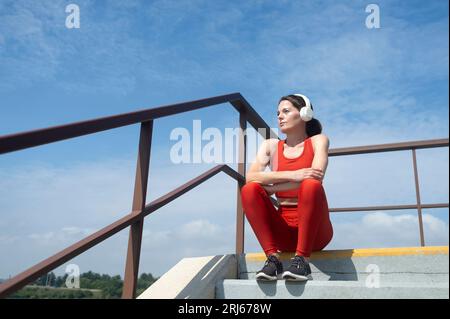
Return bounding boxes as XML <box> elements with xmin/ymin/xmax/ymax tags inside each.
<box><xmin>0</xmin><ymin>92</ymin><xmax>448</xmax><ymax>299</ymax></box>
<box><xmin>0</xmin><ymin>93</ymin><xmax>271</xmax><ymax>298</ymax></box>
<box><xmin>328</xmin><ymin>138</ymin><xmax>449</xmax><ymax>155</ymax></box>
<box><xmin>0</xmin><ymin>92</ymin><xmax>277</xmax><ymax>155</ymax></box>
<box><xmin>0</xmin><ymin>164</ymin><xmax>244</xmax><ymax>298</ymax></box>
<box><xmin>330</xmin><ymin>203</ymin><xmax>449</xmax><ymax>213</ymax></box>
<box><xmin>327</xmin><ymin>138</ymin><xmax>449</xmax><ymax>247</ymax></box>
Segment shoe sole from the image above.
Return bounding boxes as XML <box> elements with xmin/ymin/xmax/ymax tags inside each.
<box><xmin>281</xmin><ymin>271</ymin><xmax>310</xmax><ymax>281</ymax></box>
<box><xmin>255</xmin><ymin>273</ymin><xmax>283</xmax><ymax>281</ymax></box>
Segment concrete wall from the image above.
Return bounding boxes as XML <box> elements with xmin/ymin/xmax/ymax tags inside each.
<box><xmin>138</xmin><ymin>254</ymin><xmax>237</xmax><ymax>299</ymax></box>
<box><xmin>218</xmin><ymin>246</ymin><xmax>449</xmax><ymax>299</ymax></box>
<box><xmin>138</xmin><ymin>246</ymin><xmax>449</xmax><ymax>299</ymax></box>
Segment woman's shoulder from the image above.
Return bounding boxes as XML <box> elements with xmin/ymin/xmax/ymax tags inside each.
<box><xmin>261</xmin><ymin>138</ymin><xmax>280</xmax><ymax>156</ymax></box>
<box><xmin>310</xmin><ymin>134</ymin><xmax>330</xmax><ymax>151</ymax></box>
<box><xmin>266</xmin><ymin>138</ymin><xmax>281</xmax><ymax>145</ymax></box>
<box><xmin>311</xmin><ymin>133</ymin><xmax>329</xmax><ymax>142</ymax></box>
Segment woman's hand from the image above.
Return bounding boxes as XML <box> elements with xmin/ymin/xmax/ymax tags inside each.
<box><xmin>290</xmin><ymin>168</ymin><xmax>324</xmax><ymax>183</ymax></box>
<box><xmin>262</xmin><ymin>184</ymin><xmax>275</xmax><ymax>196</ymax></box>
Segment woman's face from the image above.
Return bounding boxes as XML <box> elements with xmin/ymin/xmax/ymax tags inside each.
<box><xmin>277</xmin><ymin>100</ymin><xmax>301</xmax><ymax>133</ymax></box>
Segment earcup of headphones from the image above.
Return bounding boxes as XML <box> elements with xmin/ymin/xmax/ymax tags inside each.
<box><xmin>300</xmin><ymin>107</ymin><xmax>314</xmax><ymax>122</ymax></box>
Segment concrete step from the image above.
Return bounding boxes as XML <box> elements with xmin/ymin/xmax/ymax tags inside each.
<box><xmin>216</xmin><ymin>279</ymin><xmax>449</xmax><ymax>299</ymax></box>
<box><xmin>239</xmin><ymin>246</ymin><xmax>449</xmax><ymax>283</ymax></box>
<box><xmin>138</xmin><ymin>246</ymin><xmax>449</xmax><ymax>299</ymax></box>
<box><xmin>222</xmin><ymin>246</ymin><xmax>449</xmax><ymax>299</ymax></box>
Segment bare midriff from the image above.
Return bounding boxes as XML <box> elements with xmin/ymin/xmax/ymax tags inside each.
<box><xmin>276</xmin><ymin>197</ymin><xmax>298</xmax><ymax>206</ymax></box>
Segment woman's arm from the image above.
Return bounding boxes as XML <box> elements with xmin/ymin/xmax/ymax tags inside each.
<box><xmin>263</xmin><ymin>135</ymin><xmax>330</xmax><ymax>194</ymax></box>
<box><xmin>263</xmin><ymin>182</ymin><xmax>300</xmax><ymax>195</ymax></box>
<box><xmin>246</xmin><ymin>135</ymin><xmax>329</xmax><ymax>185</ymax></box>
<box><xmin>246</xmin><ymin>139</ymin><xmax>295</xmax><ymax>185</ymax></box>
<box><xmin>247</xmin><ymin>171</ymin><xmax>296</xmax><ymax>185</ymax></box>
<box><xmin>311</xmin><ymin>134</ymin><xmax>330</xmax><ymax>175</ymax></box>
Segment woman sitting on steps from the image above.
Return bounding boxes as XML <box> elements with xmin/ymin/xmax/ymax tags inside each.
<box><xmin>240</xmin><ymin>93</ymin><xmax>333</xmax><ymax>281</ymax></box>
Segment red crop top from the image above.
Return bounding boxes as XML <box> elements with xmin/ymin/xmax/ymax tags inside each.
<box><xmin>274</xmin><ymin>137</ymin><xmax>315</xmax><ymax>198</ymax></box>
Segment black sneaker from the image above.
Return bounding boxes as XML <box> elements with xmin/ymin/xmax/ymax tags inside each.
<box><xmin>255</xmin><ymin>255</ymin><xmax>283</xmax><ymax>281</ymax></box>
<box><xmin>282</xmin><ymin>255</ymin><xmax>312</xmax><ymax>281</ymax></box>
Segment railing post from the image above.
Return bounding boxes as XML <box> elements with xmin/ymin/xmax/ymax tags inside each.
<box><xmin>122</xmin><ymin>121</ymin><xmax>153</xmax><ymax>298</ymax></box>
<box><xmin>412</xmin><ymin>148</ymin><xmax>425</xmax><ymax>247</ymax></box>
<box><xmin>235</xmin><ymin>112</ymin><xmax>247</xmax><ymax>255</ymax></box>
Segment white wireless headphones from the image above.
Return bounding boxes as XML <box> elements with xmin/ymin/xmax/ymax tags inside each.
<box><xmin>293</xmin><ymin>93</ymin><xmax>314</xmax><ymax>122</ymax></box>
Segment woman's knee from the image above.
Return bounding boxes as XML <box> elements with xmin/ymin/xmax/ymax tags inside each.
<box><xmin>297</xmin><ymin>179</ymin><xmax>325</xmax><ymax>201</ymax></box>
<box><xmin>313</xmin><ymin>225</ymin><xmax>333</xmax><ymax>252</ymax></box>
<box><xmin>241</xmin><ymin>181</ymin><xmax>264</xmax><ymax>195</ymax></box>
<box><xmin>299</xmin><ymin>178</ymin><xmax>323</xmax><ymax>190</ymax></box>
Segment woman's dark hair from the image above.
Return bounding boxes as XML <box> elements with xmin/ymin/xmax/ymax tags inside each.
<box><xmin>279</xmin><ymin>95</ymin><xmax>322</xmax><ymax>137</ymax></box>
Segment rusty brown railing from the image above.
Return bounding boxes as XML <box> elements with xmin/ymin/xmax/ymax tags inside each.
<box><xmin>0</xmin><ymin>93</ymin><xmax>275</xmax><ymax>298</ymax></box>
<box><xmin>0</xmin><ymin>93</ymin><xmax>277</xmax><ymax>298</ymax></box>
<box><xmin>328</xmin><ymin>138</ymin><xmax>449</xmax><ymax>247</ymax></box>
<box><xmin>0</xmin><ymin>92</ymin><xmax>448</xmax><ymax>298</ymax></box>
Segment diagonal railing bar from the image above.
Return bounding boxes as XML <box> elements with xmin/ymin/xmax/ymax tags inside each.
<box><xmin>0</xmin><ymin>212</ymin><xmax>141</xmax><ymax>299</ymax></box>
<box><xmin>0</xmin><ymin>93</ymin><xmax>277</xmax><ymax>155</ymax></box>
<box><xmin>140</xmin><ymin>165</ymin><xmax>245</xmax><ymax>217</ymax></box>
<box><xmin>0</xmin><ymin>164</ymin><xmax>244</xmax><ymax>298</ymax></box>
<box><xmin>230</xmin><ymin>99</ymin><xmax>278</xmax><ymax>140</ymax></box>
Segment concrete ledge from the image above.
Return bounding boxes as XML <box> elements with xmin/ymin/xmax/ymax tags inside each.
<box><xmin>138</xmin><ymin>254</ymin><xmax>237</xmax><ymax>299</ymax></box>
<box><xmin>239</xmin><ymin>246</ymin><xmax>449</xmax><ymax>283</ymax></box>
<box><xmin>216</xmin><ymin>280</ymin><xmax>449</xmax><ymax>299</ymax></box>
<box><xmin>244</xmin><ymin>246</ymin><xmax>449</xmax><ymax>262</ymax></box>
<box><xmin>138</xmin><ymin>247</ymin><xmax>449</xmax><ymax>299</ymax></box>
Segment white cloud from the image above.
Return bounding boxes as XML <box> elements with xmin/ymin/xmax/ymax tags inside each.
<box><xmin>0</xmin><ymin>159</ymin><xmax>137</xmax><ymax>233</ymax></box>
<box><xmin>328</xmin><ymin>212</ymin><xmax>449</xmax><ymax>249</ymax></box>
<box><xmin>244</xmin><ymin>212</ymin><xmax>449</xmax><ymax>255</ymax></box>
<box><xmin>139</xmin><ymin>219</ymin><xmax>235</xmax><ymax>276</ymax></box>
<box><xmin>178</xmin><ymin>219</ymin><xmax>220</xmax><ymax>240</ymax></box>
<box><xmin>251</xmin><ymin>2</ymin><xmax>449</xmax><ymax>146</ymax></box>
<box><xmin>28</xmin><ymin>226</ymin><xmax>94</xmax><ymax>244</ymax></box>
<box><xmin>0</xmin><ymin>0</ymin><xmax>146</xmax><ymax>94</ymax></box>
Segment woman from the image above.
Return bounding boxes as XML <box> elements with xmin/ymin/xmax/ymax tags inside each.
<box><xmin>240</xmin><ymin>93</ymin><xmax>333</xmax><ymax>281</ymax></box>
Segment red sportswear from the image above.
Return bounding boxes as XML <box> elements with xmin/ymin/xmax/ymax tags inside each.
<box><xmin>240</xmin><ymin>136</ymin><xmax>333</xmax><ymax>257</ymax></box>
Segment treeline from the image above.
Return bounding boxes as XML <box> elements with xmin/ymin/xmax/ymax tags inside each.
<box><xmin>8</xmin><ymin>271</ymin><xmax>158</xmax><ymax>299</ymax></box>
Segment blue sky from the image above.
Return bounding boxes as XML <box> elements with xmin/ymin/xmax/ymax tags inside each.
<box><xmin>0</xmin><ymin>0</ymin><xmax>448</xmax><ymax>280</ymax></box>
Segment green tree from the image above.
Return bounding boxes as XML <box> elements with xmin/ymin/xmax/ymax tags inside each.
<box><xmin>9</xmin><ymin>270</ymin><xmax>158</xmax><ymax>299</ymax></box>
<box><xmin>137</xmin><ymin>273</ymin><xmax>157</xmax><ymax>296</ymax></box>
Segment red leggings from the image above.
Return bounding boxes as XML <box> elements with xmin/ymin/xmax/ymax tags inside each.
<box><xmin>240</xmin><ymin>179</ymin><xmax>333</xmax><ymax>257</ymax></box>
